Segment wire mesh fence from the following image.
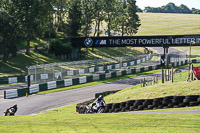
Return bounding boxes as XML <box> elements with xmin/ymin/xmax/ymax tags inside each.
<box><xmin>27</xmin><ymin>54</ymin><xmax>150</xmax><ymax>84</ymax></box>
<box><xmin>168</xmin><ymin>51</ymin><xmax>187</xmax><ymax>63</ymax></box>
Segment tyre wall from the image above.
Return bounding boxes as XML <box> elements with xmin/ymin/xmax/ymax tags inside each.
<box><xmin>77</xmin><ymin>95</ymin><xmax>200</xmax><ymax>114</ymax></box>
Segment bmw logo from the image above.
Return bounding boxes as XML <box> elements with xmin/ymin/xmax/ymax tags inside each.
<box><xmin>84</xmin><ymin>38</ymin><xmax>93</xmax><ymax>47</ymax></box>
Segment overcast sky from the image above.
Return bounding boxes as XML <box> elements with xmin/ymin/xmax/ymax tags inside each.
<box><xmin>136</xmin><ymin>0</ymin><xmax>200</xmax><ymax>9</ymax></box>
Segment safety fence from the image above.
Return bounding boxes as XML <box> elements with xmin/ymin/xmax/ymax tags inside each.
<box><xmin>1</xmin><ymin>55</ymin><xmax>198</xmax><ymax>85</ymax></box>
<box><xmin>0</xmin><ymin>54</ymin><xmax>152</xmax><ymax>85</ymax></box>
<box><xmin>4</xmin><ymin>64</ymin><xmax>160</xmax><ymax>99</ymax></box>
<box><xmin>76</xmin><ymin>95</ymin><xmax>200</xmax><ymax>114</ymax></box>
<box><xmin>27</xmin><ymin>54</ymin><xmax>152</xmax><ymax>84</ymax></box>
<box><xmin>3</xmin><ymin>58</ymin><xmax>197</xmax><ymax>99</ymax></box>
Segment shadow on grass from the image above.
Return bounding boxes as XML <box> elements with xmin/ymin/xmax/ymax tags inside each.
<box><xmin>0</xmin><ymin>50</ymin><xmax>63</xmax><ymax>77</ymax></box>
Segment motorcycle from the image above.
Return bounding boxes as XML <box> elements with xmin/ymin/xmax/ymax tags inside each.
<box><xmin>4</xmin><ymin>104</ymin><xmax>17</xmax><ymax>116</ymax></box>
<box><xmin>85</xmin><ymin>99</ymin><xmax>106</xmax><ymax>114</ymax></box>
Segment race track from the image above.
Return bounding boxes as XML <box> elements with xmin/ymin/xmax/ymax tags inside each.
<box><xmin>0</xmin><ymin>47</ymin><xmax>189</xmax><ymax>116</ymax></box>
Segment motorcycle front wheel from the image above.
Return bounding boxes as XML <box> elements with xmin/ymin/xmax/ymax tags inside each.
<box><xmin>97</xmin><ymin>107</ymin><xmax>105</xmax><ymax>113</ymax></box>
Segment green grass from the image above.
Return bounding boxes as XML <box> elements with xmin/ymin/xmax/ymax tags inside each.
<box><xmin>137</xmin><ymin>13</ymin><xmax>200</xmax><ymax>35</ymax></box>
<box><xmin>0</xmin><ymin>39</ymin><xmax>48</xmax><ymax>55</ymax></box>
<box><xmin>104</xmin><ymin>64</ymin><xmax>200</xmax><ymax>103</ymax></box>
<box><xmin>105</xmin><ymin>80</ymin><xmax>200</xmax><ymax>103</ymax></box>
<box><xmin>172</xmin><ymin>46</ymin><xmax>200</xmax><ymax>59</ymax></box>
<box><xmin>0</xmin><ymin>104</ymin><xmax>200</xmax><ymax>133</ymax></box>
<box><xmin>99</xmin><ymin>13</ymin><xmax>200</xmax><ymax>36</ymax></box>
<box><xmin>87</xmin><ymin>47</ymin><xmax>145</xmax><ymax>60</ymax></box>
<box><xmin>104</xmin><ymin>68</ymin><xmax>199</xmax><ymax>104</ymax></box>
<box><xmin>0</xmin><ymin>50</ymin><xmax>63</xmax><ymax>77</ymax></box>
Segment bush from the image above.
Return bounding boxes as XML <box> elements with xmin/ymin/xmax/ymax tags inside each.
<box><xmin>48</xmin><ymin>39</ymin><xmax>73</xmax><ymax>56</ymax></box>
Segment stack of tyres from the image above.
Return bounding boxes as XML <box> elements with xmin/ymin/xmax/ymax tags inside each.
<box><xmin>77</xmin><ymin>95</ymin><xmax>200</xmax><ymax>114</ymax></box>
<box><xmin>162</xmin><ymin>96</ymin><xmax>173</xmax><ymax>108</ymax></box>
<box><xmin>172</xmin><ymin>96</ymin><xmax>185</xmax><ymax>108</ymax></box>
<box><xmin>130</xmin><ymin>100</ymin><xmax>144</xmax><ymax>111</ymax></box>
<box><xmin>184</xmin><ymin>95</ymin><xmax>200</xmax><ymax>106</ymax></box>
<box><xmin>112</xmin><ymin>103</ymin><xmax>121</xmax><ymax>112</ymax></box>
<box><xmin>126</xmin><ymin>100</ymin><xmax>135</xmax><ymax>111</ymax></box>
<box><xmin>135</xmin><ymin>100</ymin><xmax>145</xmax><ymax>111</ymax></box>
<box><xmin>143</xmin><ymin>99</ymin><xmax>153</xmax><ymax>110</ymax></box>
<box><xmin>78</xmin><ymin>105</ymin><xmax>87</xmax><ymax>114</ymax></box>
<box><xmin>76</xmin><ymin>99</ymin><xmax>95</xmax><ymax>113</ymax></box>
<box><xmin>105</xmin><ymin>103</ymin><xmax>113</xmax><ymax>113</ymax></box>
<box><xmin>153</xmin><ymin>98</ymin><xmax>164</xmax><ymax>109</ymax></box>
<box><xmin>120</xmin><ymin>102</ymin><xmax>127</xmax><ymax>112</ymax></box>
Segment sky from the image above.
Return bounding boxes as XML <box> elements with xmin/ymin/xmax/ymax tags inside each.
<box><xmin>136</xmin><ymin>0</ymin><xmax>200</xmax><ymax>9</ymax></box>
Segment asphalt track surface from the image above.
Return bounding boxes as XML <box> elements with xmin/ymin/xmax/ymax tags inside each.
<box><xmin>0</xmin><ymin>47</ymin><xmax>193</xmax><ymax>116</ymax></box>
<box><xmin>0</xmin><ymin>73</ymin><xmax>161</xmax><ymax>116</ymax></box>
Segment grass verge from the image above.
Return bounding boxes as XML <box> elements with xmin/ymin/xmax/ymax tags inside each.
<box><xmin>104</xmin><ymin>80</ymin><xmax>200</xmax><ymax>103</ymax></box>
<box><xmin>0</xmin><ymin>104</ymin><xmax>199</xmax><ymax>133</ymax></box>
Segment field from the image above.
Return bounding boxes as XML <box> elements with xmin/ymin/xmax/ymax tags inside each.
<box><xmin>0</xmin><ymin>105</ymin><xmax>200</xmax><ymax>133</ymax></box>
<box><xmin>137</xmin><ymin>13</ymin><xmax>200</xmax><ymax>35</ymax></box>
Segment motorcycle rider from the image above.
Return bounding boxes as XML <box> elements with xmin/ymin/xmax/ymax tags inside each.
<box><xmin>96</xmin><ymin>95</ymin><xmax>105</xmax><ymax>105</ymax></box>
<box><xmin>4</xmin><ymin>104</ymin><xmax>18</xmax><ymax>116</ymax></box>
<box><xmin>85</xmin><ymin>95</ymin><xmax>106</xmax><ymax>113</ymax></box>
<box><xmin>93</xmin><ymin>95</ymin><xmax>106</xmax><ymax>113</ymax></box>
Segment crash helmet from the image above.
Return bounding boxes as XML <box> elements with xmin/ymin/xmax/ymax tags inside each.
<box><xmin>13</xmin><ymin>104</ymin><xmax>17</xmax><ymax>108</ymax></box>
<box><xmin>10</xmin><ymin>107</ymin><xmax>15</xmax><ymax>112</ymax></box>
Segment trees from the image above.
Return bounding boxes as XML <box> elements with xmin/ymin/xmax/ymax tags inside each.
<box><xmin>114</xmin><ymin>0</ymin><xmax>140</xmax><ymax>36</ymax></box>
<box><xmin>136</xmin><ymin>6</ymin><xmax>143</xmax><ymax>12</ymax></box>
<box><xmin>126</xmin><ymin>0</ymin><xmax>140</xmax><ymax>35</ymax></box>
<box><xmin>20</xmin><ymin>0</ymin><xmax>54</xmax><ymax>55</ymax></box>
<box><xmin>179</xmin><ymin>4</ymin><xmax>191</xmax><ymax>14</ymax></box>
<box><xmin>0</xmin><ymin>0</ymin><xmax>23</xmax><ymax>62</ymax></box>
<box><xmin>81</xmin><ymin>0</ymin><xmax>95</xmax><ymax>37</ymax></box>
<box><xmin>144</xmin><ymin>2</ymin><xmax>199</xmax><ymax>14</ymax></box>
<box><xmin>93</xmin><ymin>0</ymin><xmax>105</xmax><ymax>37</ymax></box>
<box><xmin>66</xmin><ymin>0</ymin><xmax>82</xmax><ymax>37</ymax></box>
<box><xmin>191</xmin><ymin>8</ymin><xmax>200</xmax><ymax>14</ymax></box>
<box><xmin>104</xmin><ymin>0</ymin><xmax>117</xmax><ymax>36</ymax></box>
<box><xmin>1</xmin><ymin>0</ymin><xmax>142</xmax><ymax>61</ymax></box>
<box><xmin>0</xmin><ymin>0</ymin><xmax>54</xmax><ymax>62</ymax></box>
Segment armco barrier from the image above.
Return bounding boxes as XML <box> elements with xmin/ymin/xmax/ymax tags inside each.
<box><xmin>4</xmin><ymin>63</ymin><xmax>158</xmax><ymax>99</ymax></box>
<box><xmin>4</xmin><ymin>89</ymin><xmax>18</xmax><ymax>99</ymax></box>
<box><xmin>0</xmin><ymin>54</ymin><xmax>152</xmax><ymax>85</ymax></box>
<box><xmin>76</xmin><ymin>95</ymin><xmax>200</xmax><ymax>114</ymax></box>
<box><xmin>3</xmin><ymin>58</ymin><xmax>190</xmax><ymax>99</ymax></box>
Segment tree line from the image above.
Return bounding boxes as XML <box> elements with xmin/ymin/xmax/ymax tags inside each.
<box><xmin>140</xmin><ymin>2</ymin><xmax>200</xmax><ymax>14</ymax></box>
<box><xmin>0</xmin><ymin>0</ymin><xmax>140</xmax><ymax>62</ymax></box>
